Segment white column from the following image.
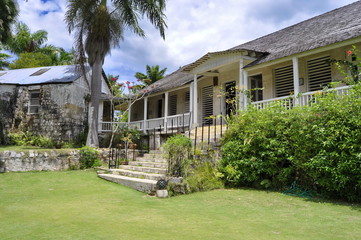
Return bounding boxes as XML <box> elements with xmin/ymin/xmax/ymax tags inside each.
<box><xmin>189</xmin><ymin>83</ymin><xmax>193</xmax><ymax>124</ymax></box>
<box><xmin>143</xmin><ymin>97</ymin><xmax>148</xmax><ymax>133</ymax></box>
<box><xmin>239</xmin><ymin>59</ymin><xmax>245</xmax><ymax>110</ymax></box>
<box><xmin>193</xmin><ymin>74</ymin><xmax>198</xmax><ymax>126</ymax></box>
<box><xmin>164</xmin><ymin>92</ymin><xmax>169</xmax><ymax>125</ymax></box>
<box><xmin>292</xmin><ymin>57</ymin><xmax>300</xmax><ymax>104</ymax></box>
<box><xmin>243</xmin><ymin>70</ymin><xmax>249</xmax><ymax>109</ymax></box>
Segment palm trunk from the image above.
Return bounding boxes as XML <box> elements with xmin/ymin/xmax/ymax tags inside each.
<box><xmin>86</xmin><ymin>56</ymin><xmax>103</xmax><ymax>147</ymax></box>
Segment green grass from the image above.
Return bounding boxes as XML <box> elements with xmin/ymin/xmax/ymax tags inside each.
<box><xmin>0</xmin><ymin>171</ymin><xmax>360</xmax><ymax>240</ymax></box>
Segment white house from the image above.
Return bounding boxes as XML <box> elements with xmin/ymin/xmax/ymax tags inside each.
<box><xmin>118</xmin><ymin>1</ymin><xmax>361</xmax><ymax>136</ymax></box>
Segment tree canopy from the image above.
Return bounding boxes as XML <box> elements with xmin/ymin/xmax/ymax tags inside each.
<box><xmin>0</xmin><ymin>0</ymin><xmax>18</xmax><ymax>44</ymax></box>
<box><xmin>65</xmin><ymin>0</ymin><xmax>167</xmax><ymax>147</ymax></box>
<box><xmin>135</xmin><ymin>65</ymin><xmax>167</xmax><ymax>85</ymax></box>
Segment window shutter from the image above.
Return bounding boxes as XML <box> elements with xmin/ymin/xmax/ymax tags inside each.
<box><xmin>307</xmin><ymin>56</ymin><xmax>332</xmax><ymax>91</ymax></box>
<box><xmin>185</xmin><ymin>91</ymin><xmax>190</xmax><ymax>112</ymax></box>
<box><xmin>202</xmin><ymin>85</ymin><xmax>213</xmax><ymax>125</ymax></box>
<box><xmin>274</xmin><ymin>65</ymin><xmax>294</xmax><ymax>97</ymax></box>
<box><xmin>169</xmin><ymin>95</ymin><xmax>177</xmax><ymax>116</ymax></box>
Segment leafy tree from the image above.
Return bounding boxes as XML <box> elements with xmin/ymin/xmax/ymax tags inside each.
<box><xmin>65</xmin><ymin>0</ymin><xmax>167</xmax><ymax>147</ymax></box>
<box><xmin>38</xmin><ymin>45</ymin><xmax>75</xmax><ymax>65</ymax></box>
<box><xmin>0</xmin><ymin>0</ymin><xmax>19</xmax><ymax>44</ymax></box>
<box><xmin>0</xmin><ymin>50</ymin><xmax>11</xmax><ymax>70</ymax></box>
<box><xmin>8</xmin><ymin>52</ymin><xmax>52</xmax><ymax>69</ymax></box>
<box><xmin>135</xmin><ymin>65</ymin><xmax>167</xmax><ymax>85</ymax></box>
<box><xmin>5</xmin><ymin>22</ymin><xmax>48</xmax><ymax>54</ymax></box>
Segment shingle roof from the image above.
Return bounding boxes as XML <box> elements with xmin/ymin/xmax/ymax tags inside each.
<box><xmin>231</xmin><ymin>1</ymin><xmax>361</xmax><ymax>67</ymax></box>
<box><xmin>141</xmin><ymin>66</ymin><xmax>194</xmax><ymax>95</ymax></box>
<box><xmin>0</xmin><ymin>65</ymin><xmax>89</xmax><ymax>85</ymax></box>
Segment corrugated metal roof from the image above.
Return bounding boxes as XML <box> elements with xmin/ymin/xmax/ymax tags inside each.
<box><xmin>0</xmin><ymin>65</ymin><xmax>89</xmax><ymax>85</ymax></box>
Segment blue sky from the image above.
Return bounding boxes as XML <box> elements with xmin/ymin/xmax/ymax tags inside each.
<box><xmin>16</xmin><ymin>0</ymin><xmax>357</xmax><ymax>84</ymax></box>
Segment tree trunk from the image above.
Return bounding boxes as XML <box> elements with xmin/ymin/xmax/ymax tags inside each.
<box><xmin>86</xmin><ymin>56</ymin><xmax>103</xmax><ymax>147</ymax></box>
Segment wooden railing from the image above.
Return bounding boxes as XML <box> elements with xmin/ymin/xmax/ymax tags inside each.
<box><xmin>99</xmin><ymin>112</ymin><xmax>191</xmax><ymax>133</ymax></box>
<box><xmin>252</xmin><ymin>85</ymin><xmax>352</xmax><ymax>110</ymax></box>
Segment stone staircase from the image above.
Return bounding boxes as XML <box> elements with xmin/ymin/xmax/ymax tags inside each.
<box><xmin>97</xmin><ymin>151</ymin><xmax>168</xmax><ymax>194</ymax></box>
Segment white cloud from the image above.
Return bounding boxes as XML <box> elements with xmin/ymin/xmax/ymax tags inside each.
<box><xmin>14</xmin><ymin>0</ymin><xmax>358</xmax><ymax>83</ymax></box>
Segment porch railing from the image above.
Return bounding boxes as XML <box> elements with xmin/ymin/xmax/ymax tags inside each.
<box><xmin>99</xmin><ymin>112</ymin><xmax>191</xmax><ymax>133</ymax></box>
<box><xmin>252</xmin><ymin>85</ymin><xmax>352</xmax><ymax>110</ymax></box>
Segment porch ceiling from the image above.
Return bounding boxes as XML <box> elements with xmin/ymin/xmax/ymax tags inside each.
<box><xmin>182</xmin><ymin>49</ymin><xmax>264</xmax><ymax>74</ymax></box>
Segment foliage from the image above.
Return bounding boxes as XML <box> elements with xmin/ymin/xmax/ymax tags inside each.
<box><xmin>184</xmin><ymin>162</ymin><xmax>224</xmax><ymax>193</ymax></box>
<box><xmin>7</xmin><ymin>130</ymin><xmax>55</xmax><ymax>148</ymax></box>
<box><xmin>329</xmin><ymin>45</ymin><xmax>361</xmax><ymax>84</ymax></box>
<box><xmin>163</xmin><ymin>134</ymin><xmax>192</xmax><ymax>177</ymax></box>
<box><xmin>0</xmin><ymin>0</ymin><xmax>18</xmax><ymax>44</ymax></box>
<box><xmin>8</xmin><ymin>52</ymin><xmax>52</xmax><ymax>69</ymax></box>
<box><xmin>0</xmin><ymin>50</ymin><xmax>11</xmax><ymax>70</ymax></box>
<box><xmin>65</xmin><ymin>0</ymin><xmax>167</xmax><ymax>147</ymax></box>
<box><xmin>220</xmin><ymin>84</ymin><xmax>361</xmax><ymax>202</ymax></box>
<box><xmin>135</xmin><ymin>65</ymin><xmax>167</xmax><ymax>86</ymax></box>
<box><xmin>79</xmin><ymin>146</ymin><xmax>101</xmax><ymax>169</ymax></box>
<box><xmin>5</xmin><ymin>22</ymin><xmax>48</xmax><ymax>54</ymax></box>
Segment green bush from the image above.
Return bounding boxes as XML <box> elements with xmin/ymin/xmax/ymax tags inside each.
<box><xmin>185</xmin><ymin>162</ymin><xmax>224</xmax><ymax>193</ymax></box>
<box><xmin>220</xmin><ymin>84</ymin><xmax>361</xmax><ymax>202</ymax></box>
<box><xmin>79</xmin><ymin>146</ymin><xmax>102</xmax><ymax>169</ymax></box>
<box><xmin>163</xmin><ymin>134</ymin><xmax>192</xmax><ymax>177</ymax></box>
<box><xmin>7</xmin><ymin>131</ymin><xmax>55</xmax><ymax>148</ymax></box>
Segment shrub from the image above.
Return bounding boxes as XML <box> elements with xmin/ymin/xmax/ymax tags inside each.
<box><xmin>220</xmin><ymin>84</ymin><xmax>361</xmax><ymax>202</ymax></box>
<box><xmin>7</xmin><ymin>130</ymin><xmax>55</xmax><ymax>148</ymax></box>
<box><xmin>79</xmin><ymin>146</ymin><xmax>102</xmax><ymax>169</ymax></box>
<box><xmin>184</xmin><ymin>162</ymin><xmax>224</xmax><ymax>192</ymax></box>
<box><xmin>163</xmin><ymin>134</ymin><xmax>192</xmax><ymax>177</ymax></box>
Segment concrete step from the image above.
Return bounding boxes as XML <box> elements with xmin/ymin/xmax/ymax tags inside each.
<box><xmin>138</xmin><ymin>155</ymin><xmax>167</xmax><ymax>163</ymax></box>
<box><xmin>98</xmin><ymin>174</ymin><xmax>157</xmax><ymax>194</ymax></box>
<box><xmin>110</xmin><ymin>168</ymin><xmax>165</xmax><ymax>181</ymax></box>
<box><xmin>128</xmin><ymin>161</ymin><xmax>168</xmax><ymax>168</ymax></box>
<box><xmin>119</xmin><ymin>165</ymin><xmax>167</xmax><ymax>174</ymax></box>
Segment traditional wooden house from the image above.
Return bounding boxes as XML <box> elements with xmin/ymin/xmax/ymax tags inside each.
<box><xmin>113</xmin><ymin>1</ymin><xmax>361</xmax><ymax>141</ymax></box>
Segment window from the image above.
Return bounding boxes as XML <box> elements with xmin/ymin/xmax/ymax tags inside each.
<box><xmin>185</xmin><ymin>91</ymin><xmax>190</xmax><ymax>112</ymax></box>
<box><xmin>307</xmin><ymin>56</ymin><xmax>332</xmax><ymax>91</ymax></box>
<box><xmin>274</xmin><ymin>65</ymin><xmax>294</xmax><ymax>97</ymax></box>
<box><xmin>202</xmin><ymin>85</ymin><xmax>213</xmax><ymax>125</ymax></box>
<box><xmin>169</xmin><ymin>95</ymin><xmax>177</xmax><ymax>116</ymax></box>
<box><xmin>225</xmin><ymin>81</ymin><xmax>236</xmax><ymax>116</ymax></box>
<box><xmin>30</xmin><ymin>68</ymin><xmax>50</xmax><ymax>76</ymax></box>
<box><xmin>29</xmin><ymin>90</ymin><xmax>40</xmax><ymax>114</ymax></box>
<box><xmin>250</xmin><ymin>75</ymin><xmax>263</xmax><ymax>102</ymax></box>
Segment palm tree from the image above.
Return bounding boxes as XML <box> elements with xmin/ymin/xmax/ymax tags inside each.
<box><xmin>65</xmin><ymin>0</ymin><xmax>167</xmax><ymax>147</ymax></box>
<box><xmin>5</xmin><ymin>22</ymin><xmax>48</xmax><ymax>55</ymax></box>
<box><xmin>135</xmin><ymin>65</ymin><xmax>167</xmax><ymax>85</ymax></box>
<box><xmin>0</xmin><ymin>0</ymin><xmax>18</xmax><ymax>44</ymax></box>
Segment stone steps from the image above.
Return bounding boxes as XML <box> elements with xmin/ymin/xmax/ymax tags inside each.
<box><xmin>119</xmin><ymin>165</ymin><xmax>167</xmax><ymax>174</ymax></box>
<box><xmin>97</xmin><ymin>152</ymin><xmax>168</xmax><ymax>194</ymax></box>
<box><xmin>98</xmin><ymin>174</ymin><xmax>157</xmax><ymax>194</ymax></box>
<box><xmin>109</xmin><ymin>168</ymin><xmax>165</xmax><ymax>181</ymax></box>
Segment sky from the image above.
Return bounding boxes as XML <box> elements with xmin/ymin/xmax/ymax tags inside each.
<box><xmin>15</xmin><ymin>0</ymin><xmax>358</xmax><ymax>84</ymax></box>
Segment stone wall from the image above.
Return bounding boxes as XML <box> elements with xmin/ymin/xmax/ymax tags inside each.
<box><xmin>2</xmin><ymin>81</ymin><xmax>89</xmax><ymax>142</ymax></box>
<box><xmin>0</xmin><ymin>149</ymin><xmax>81</xmax><ymax>172</ymax></box>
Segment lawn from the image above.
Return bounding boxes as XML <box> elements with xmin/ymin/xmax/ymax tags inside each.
<box><xmin>0</xmin><ymin>171</ymin><xmax>360</xmax><ymax>240</ymax></box>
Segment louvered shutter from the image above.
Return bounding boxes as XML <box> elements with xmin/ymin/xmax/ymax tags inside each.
<box><xmin>274</xmin><ymin>65</ymin><xmax>294</xmax><ymax>97</ymax></box>
<box><xmin>307</xmin><ymin>56</ymin><xmax>332</xmax><ymax>91</ymax></box>
<box><xmin>185</xmin><ymin>91</ymin><xmax>190</xmax><ymax>112</ymax></box>
<box><xmin>202</xmin><ymin>85</ymin><xmax>213</xmax><ymax>125</ymax></box>
<box><xmin>169</xmin><ymin>95</ymin><xmax>177</xmax><ymax>116</ymax></box>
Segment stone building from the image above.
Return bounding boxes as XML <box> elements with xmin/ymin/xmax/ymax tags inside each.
<box><xmin>0</xmin><ymin>65</ymin><xmax>111</xmax><ymax>143</ymax></box>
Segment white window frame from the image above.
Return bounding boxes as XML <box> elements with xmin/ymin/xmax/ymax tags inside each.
<box><xmin>28</xmin><ymin>90</ymin><xmax>40</xmax><ymax>114</ymax></box>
